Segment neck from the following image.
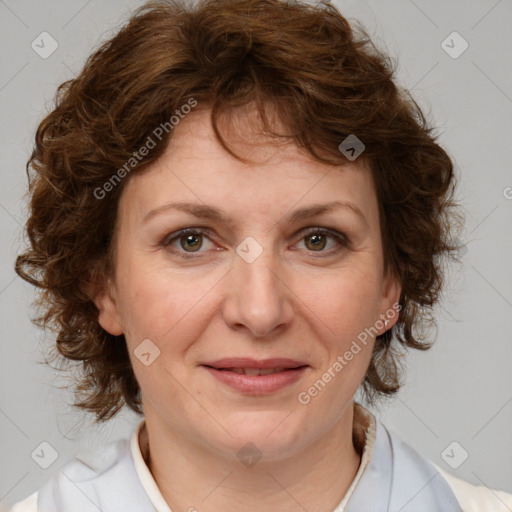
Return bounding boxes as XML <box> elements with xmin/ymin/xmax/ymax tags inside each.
<box><xmin>139</xmin><ymin>403</ymin><xmax>366</xmax><ymax>512</ymax></box>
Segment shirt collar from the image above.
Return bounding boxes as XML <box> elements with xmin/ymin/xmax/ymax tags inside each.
<box><xmin>130</xmin><ymin>418</ymin><xmax>173</xmax><ymax>512</ymax></box>
<box><xmin>335</xmin><ymin>401</ymin><xmax>377</xmax><ymax>510</ymax></box>
<box><xmin>129</xmin><ymin>401</ymin><xmax>377</xmax><ymax>512</ymax></box>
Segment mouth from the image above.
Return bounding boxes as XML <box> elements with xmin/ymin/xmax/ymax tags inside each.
<box><xmin>210</xmin><ymin>366</ymin><xmax>305</xmax><ymax>376</ymax></box>
<box><xmin>202</xmin><ymin>357</ymin><xmax>308</xmax><ymax>370</ymax></box>
<box><xmin>200</xmin><ymin>358</ymin><xmax>309</xmax><ymax>394</ymax></box>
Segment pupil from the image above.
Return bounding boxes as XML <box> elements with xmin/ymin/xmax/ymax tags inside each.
<box><xmin>182</xmin><ymin>234</ymin><xmax>201</xmax><ymax>251</ymax></box>
<box><xmin>308</xmin><ymin>234</ymin><xmax>326</xmax><ymax>250</ymax></box>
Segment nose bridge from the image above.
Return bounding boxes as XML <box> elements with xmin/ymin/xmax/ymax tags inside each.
<box><xmin>224</xmin><ymin>236</ymin><xmax>292</xmax><ymax>337</ymax></box>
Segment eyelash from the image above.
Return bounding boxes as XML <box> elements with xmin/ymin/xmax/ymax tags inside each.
<box><xmin>161</xmin><ymin>227</ymin><xmax>350</xmax><ymax>259</ymax></box>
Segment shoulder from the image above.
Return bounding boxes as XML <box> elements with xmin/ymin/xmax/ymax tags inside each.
<box><xmin>7</xmin><ymin>438</ymin><xmax>132</xmax><ymax>512</ymax></box>
<box><xmin>6</xmin><ymin>491</ymin><xmax>38</xmax><ymax>512</ymax></box>
<box><xmin>377</xmin><ymin>419</ymin><xmax>512</xmax><ymax>512</ymax></box>
<box><xmin>432</xmin><ymin>462</ymin><xmax>512</xmax><ymax>512</ymax></box>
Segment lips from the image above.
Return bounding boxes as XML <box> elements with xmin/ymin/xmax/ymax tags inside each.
<box><xmin>221</xmin><ymin>367</ymin><xmax>288</xmax><ymax>376</ymax></box>
<box><xmin>201</xmin><ymin>358</ymin><xmax>309</xmax><ymax>395</ymax></box>
<box><xmin>201</xmin><ymin>357</ymin><xmax>308</xmax><ymax>371</ymax></box>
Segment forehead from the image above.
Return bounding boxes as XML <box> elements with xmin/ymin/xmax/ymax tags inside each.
<box><xmin>118</xmin><ymin>108</ymin><xmax>378</xmax><ymax>226</ymax></box>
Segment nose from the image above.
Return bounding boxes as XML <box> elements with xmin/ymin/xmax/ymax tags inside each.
<box><xmin>222</xmin><ymin>244</ymin><xmax>294</xmax><ymax>339</ymax></box>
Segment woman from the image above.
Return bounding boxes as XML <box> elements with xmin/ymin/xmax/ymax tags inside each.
<box><xmin>9</xmin><ymin>0</ymin><xmax>512</xmax><ymax>510</ymax></box>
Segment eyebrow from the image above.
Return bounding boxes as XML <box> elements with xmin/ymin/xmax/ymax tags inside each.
<box><xmin>142</xmin><ymin>200</ymin><xmax>368</xmax><ymax>227</ymax></box>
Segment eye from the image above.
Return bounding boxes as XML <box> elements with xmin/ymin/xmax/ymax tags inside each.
<box><xmin>161</xmin><ymin>226</ymin><xmax>349</xmax><ymax>259</ymax></box>
<box><xmin>297</xmin><ymin>227</ymin><xmax>349</xmax><ymax>255</ymax></box>
<box><xmin>162</xmin><ymin>228</ymin><xmax>215</xmax><ymax>258</ymax></box>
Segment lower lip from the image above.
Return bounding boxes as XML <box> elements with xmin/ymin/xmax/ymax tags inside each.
<box><xmin>202</xmin><ymin>366</ymin><xmax>308</xmax><ymax>395</ymax></box>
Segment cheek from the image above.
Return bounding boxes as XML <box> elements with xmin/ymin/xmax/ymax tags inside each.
<box><xmin>117</xmin><ymin>271</ymin><xmax>211</xmax><ymax>396</ymax></box>
<box><xmin>294</xmin><ymin>265</ymin><xmax>382</xmax><ymax>339</ymax></box>
<box><xmin>115</xmin><ymin>259</ymin><xmax>219</xmax><ymax>350</ymax></box>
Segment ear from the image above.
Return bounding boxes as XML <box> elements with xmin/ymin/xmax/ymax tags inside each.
<box><xmin>91</xmin><ymin>273</ymin><xmax>124</xmax><ymax>336</ymax></box>
<box><xmin>377</xmin><ymin>271</ymin><xmax>402</xmax><ymax>334</ymax></box>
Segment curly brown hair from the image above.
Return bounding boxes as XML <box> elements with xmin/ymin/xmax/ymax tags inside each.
<box><xmin>15</xmin><ymin>0</ymin><xmax>461</xmax><ymax>423</ymax></box>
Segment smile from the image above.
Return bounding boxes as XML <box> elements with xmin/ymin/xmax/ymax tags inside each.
<box><xmin>202</xmin><ymin>365</ymin><xmax>309</xmax><ymax>394</ymax></box>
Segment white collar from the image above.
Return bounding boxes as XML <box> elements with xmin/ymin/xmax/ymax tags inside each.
<box><xmin>130</xmin><ymin>419</ymin><xmax>173</xmax><ymax>512</ymax></box>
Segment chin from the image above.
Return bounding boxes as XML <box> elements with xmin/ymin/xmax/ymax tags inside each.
<box><xmin>214</xmin><ymin>410</ymin><xmax>310</xmax><ymax>459</ymax></box>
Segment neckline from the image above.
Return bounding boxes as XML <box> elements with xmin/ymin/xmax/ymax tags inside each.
<box><xmin>132</xmin><ymin>401</ymin><xmax>377</xmax><ymax>512</ymax></box>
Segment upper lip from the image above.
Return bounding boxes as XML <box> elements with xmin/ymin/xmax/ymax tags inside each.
<box><xmin>201</xmin><ymin>358</ymin><xmax>308</xmax><ymax>370</ymax></box>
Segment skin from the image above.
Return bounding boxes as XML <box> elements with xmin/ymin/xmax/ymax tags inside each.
<box><xmin>94</xmin><ymin>106</ymin><xmax>401</xmax><ymax>512</ymax></box>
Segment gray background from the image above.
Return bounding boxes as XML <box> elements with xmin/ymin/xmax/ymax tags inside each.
<box><xmin>1</xmin><ymin>0</ymin><xmax>511</xmax><ymax>508</ymax></box>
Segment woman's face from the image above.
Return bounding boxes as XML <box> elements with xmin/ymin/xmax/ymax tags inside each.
<box><xmin>96</xmin><ymin>107</ymin><xmax>400</xmax><ymax>461</ymax></box>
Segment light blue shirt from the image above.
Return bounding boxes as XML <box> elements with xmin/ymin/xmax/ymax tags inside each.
<box><xmin>7</xmin><ymin>403</ymin><xmax>512</xmax><ymax>511</ymax></box>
